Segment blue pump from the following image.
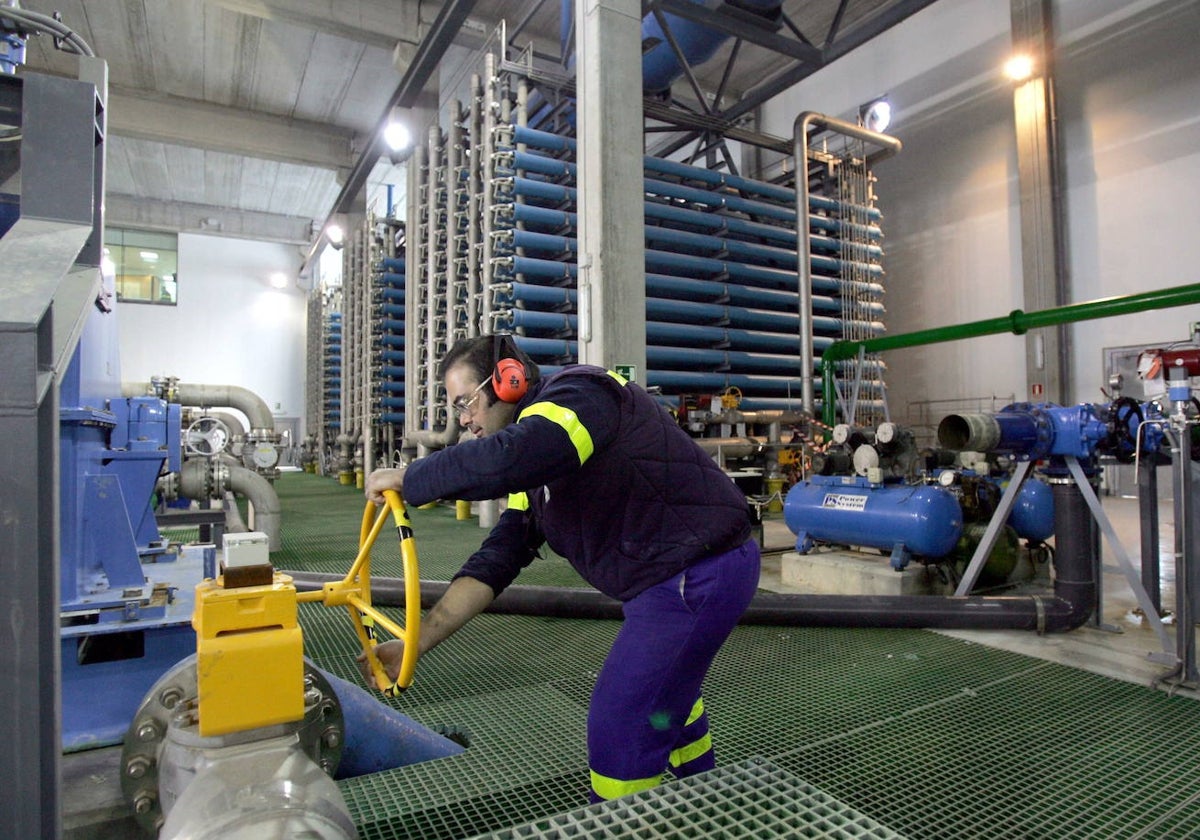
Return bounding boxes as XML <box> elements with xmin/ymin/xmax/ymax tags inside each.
<box><xmin>938</xmin><ymin>400</ymin><xmax>1167</xmax><ymax>463</ymax></box>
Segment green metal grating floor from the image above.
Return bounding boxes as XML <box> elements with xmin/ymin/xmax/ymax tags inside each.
<box><xmin>266</xmin><ymin>472</ymin><xmax>1200</xmax><ymax>840</ymax></box>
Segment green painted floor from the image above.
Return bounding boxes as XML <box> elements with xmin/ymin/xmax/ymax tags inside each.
<box><xmin>272</xmin><ymin>472</ymin><xmax>1200</xmax><ymax>840</ymax></box>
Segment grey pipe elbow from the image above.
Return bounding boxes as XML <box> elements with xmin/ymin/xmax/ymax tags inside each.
<box><xmin>224</xmin><ymin>464</ymin><xmax>282</xmax><ymax>551</ymax></box>
<box><xmin>124</xmin><ymin>381</ymin><xmax>276</xmax><ymax>433</ymax></box>
<box><xmin>405</xmin><ymin>425</ymin><xmax>466</xmax><ymax>452</ymax></box>
<box><xmin>177</xmin><ymin>383</ymin><xmax>275</xmax><ymax>433</ymax></box>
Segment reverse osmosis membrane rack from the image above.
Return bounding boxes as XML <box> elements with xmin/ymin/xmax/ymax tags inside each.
<box><xmin>308</xmin><ymin>6</ymin><xmax>900</xmax><ymax>480</ymax></box>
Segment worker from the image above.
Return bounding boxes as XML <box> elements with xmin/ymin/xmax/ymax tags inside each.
<box><xmin>362</xmin><ymin>334</ymin><xmax>760</xmax><ymax>802</ymax></box>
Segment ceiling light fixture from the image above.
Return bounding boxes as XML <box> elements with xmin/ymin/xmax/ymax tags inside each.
<box><xmin>1005</xmin><ymin>54</ymin><xmax>1035</xmax><ymax>81</ymax></box>
<box><xmin>858</xmin><ymin>97</ymin><xmax>892</xmax><ymax>133</ymax></box>
<box><xmin>383</xmin><ymin>119</ymin><xmax>411</xmax><ymax>153</ymax></box>
<box><xmin>269</xmin><ymin>272</ymin><xmax>288</xmax><ymax>289</ymax></box>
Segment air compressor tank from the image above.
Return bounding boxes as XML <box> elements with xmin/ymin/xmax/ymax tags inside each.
<box><xmin>1004</xmin><ymin>477</ymin><xmax>1055</xmax><ymax>543</ymax></box>
<box><xmin>784</xmin><ymin>475</ymin><xmax>964</xmax><ymax>569</ymax></box>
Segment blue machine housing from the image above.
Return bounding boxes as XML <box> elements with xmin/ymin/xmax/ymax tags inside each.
<box><xmin>58</xmin><ymin>297</ymin><xmax>199</xmax><ymax>751</ymax></box>
<box><xmin>59</xmin><ymin>307</ymin><xmax>182</xmax><ymax>618</ymax></box>
<box><xmin>988</xmin><ymin>402</ymin><xmax>1111</xmax><ymax>460</ymax></box>
<box><xmin>784</xmin><ymin>475</ymin><xmax>964</xmax><ymax>570</ymax></box>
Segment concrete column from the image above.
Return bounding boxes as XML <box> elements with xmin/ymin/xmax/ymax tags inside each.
<box><xmin>574</xmin><ymin>0</ymin><xmax>646</xmax><ymax>380</ymax></box>
<box><xmin>1011</xmin><ymin>0</ymin><xmax>1071</xmax><ymax>404</ymax></box>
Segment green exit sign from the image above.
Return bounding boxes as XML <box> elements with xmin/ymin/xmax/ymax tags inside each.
<box><xmin>614</xmin><ymin>364</ymin><xmax>637</xmax><ymax>382</ymax></box>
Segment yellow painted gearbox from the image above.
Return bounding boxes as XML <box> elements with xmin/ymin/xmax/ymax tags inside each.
<box><xmin>192</xmin><ymin>572</ymin><xmax>304</xmax><ymax>737</ymax></box>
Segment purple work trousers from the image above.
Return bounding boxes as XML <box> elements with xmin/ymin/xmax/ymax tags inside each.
<box><xmin>587</xmin><ymin>538</ymin><xmax>761</xmax><ymax>802</ymax></box>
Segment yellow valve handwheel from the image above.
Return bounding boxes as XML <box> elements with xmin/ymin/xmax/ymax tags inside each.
<box><xmin>297</xmin><ymin>489</ymin><xmax>420</xmax><ymax>696</ymax></box>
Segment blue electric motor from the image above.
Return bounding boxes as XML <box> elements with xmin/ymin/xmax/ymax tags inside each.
<box><xmin>784</xmin><ymin>475</ymin><xmax>964</xmax><ymax>570</ymax></box>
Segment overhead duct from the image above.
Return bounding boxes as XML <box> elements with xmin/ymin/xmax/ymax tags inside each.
<box><xmin>562</xmin><ymin>0</ymin><xmax>784</xmax><ymax>94</ymax></box>
<box><xmin>286</xmin><ymin>478</ymin><xmax>1094</xmax><ymax>634</ymax></box>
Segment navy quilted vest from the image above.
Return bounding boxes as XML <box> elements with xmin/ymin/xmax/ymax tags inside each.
<box><xmin>524</xmin><ymin>366</ymin><xmax>752</xmax><ymax>600</ymax></box>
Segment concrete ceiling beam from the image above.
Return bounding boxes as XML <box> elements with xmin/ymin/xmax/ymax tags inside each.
<box><xmin>108</xmin><ymin>86</ymin><xmax>358</xmax><ymax>171</ymax></box>
<box><xmin>209</xmin><ymin>0</ymin><xmax>434</xmax><ymax>51</ymax></box>
<box><xmin>106</xmin><ymin>194</ymin><xmax>317</xmax><ymax>245</ymax></box>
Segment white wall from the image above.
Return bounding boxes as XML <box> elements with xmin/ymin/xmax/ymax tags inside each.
<box><xmin>760</xmin><ymin>0</ymin><xmax>1200</xmax><ymax>417</ymax></box>
<box><xmin>117</xmin><ymin>233</ymin><xmax>308</xmax><ymax>432</ymax></box>
<box><xmin>1056</xmin><ymin>1</ymin><xmax>1200</xmax><ymax>399</ymax></box>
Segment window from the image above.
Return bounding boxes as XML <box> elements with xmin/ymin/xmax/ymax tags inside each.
<box><xmin>104</xmin><ymin>229</ymin><xmax>179</xmax><ymax>305</ymax></box>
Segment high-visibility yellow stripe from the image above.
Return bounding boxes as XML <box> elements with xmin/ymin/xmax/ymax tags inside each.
<box><xmin>668</xmin><ymin>732</ymin><xmax>713</xmax><ymax>768</ymax></box>
<box><xmin>518</xmin><ymin>402</ymin><xmax>594</xmax><ymax>465</ymax></box>
<box><xmin>606</xmin><ymin>369</ymin><xmax>628</xmax><ymax>386</ymax></box>
<box><xmin>589</xmin><ymin>769</ymin><xmax>662</xmax><ymax>801</ymax></box>
<box><xmin>507</xmin><ymin>491</ymin><xmax>529</xmax><ymax>511</ymax></box>
<box><xmin>685</xmin><ymin>697</ymin><xmax>705</xmax><ymax>726</ymax></box>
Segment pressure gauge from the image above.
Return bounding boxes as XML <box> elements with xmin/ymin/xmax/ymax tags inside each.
<box><xmin>250</xmin><ymin>443</ymin><xmax>279</xmax><ymax>469</ymax></box>
<box><xmin>938</xmin><ymin>469</ymin><xmax>958</xmax><ymax>488</ymax></box>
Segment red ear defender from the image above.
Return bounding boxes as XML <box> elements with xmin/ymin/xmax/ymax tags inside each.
<box><xmin>492</xmin><ymin>357</ymin><xmax>528</xmax><ymax>403</ymax></box>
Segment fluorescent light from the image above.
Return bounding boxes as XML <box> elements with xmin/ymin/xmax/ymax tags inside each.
<box><xmin>139</xmin><ymin>250</ymin><xmax>159</xmax><ymax>262</ymax></box>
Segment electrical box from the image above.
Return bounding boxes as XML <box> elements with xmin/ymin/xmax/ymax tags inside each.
<box><xmin>222</xmin><ymin>531</ymin><xmax>270</xmax><ymax>569</ymax></box>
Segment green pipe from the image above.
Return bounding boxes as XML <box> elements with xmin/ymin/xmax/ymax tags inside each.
<box><xmin>821</xmin><ymin>283</ymin><xmax>1200</xmax><ymax>426</ymax></box>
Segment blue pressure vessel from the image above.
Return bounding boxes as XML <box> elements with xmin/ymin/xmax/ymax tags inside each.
<box><xmin>784</xmin><ymin>475</ymin><xmax>963</xmax><ymax>558</ymax></box>
<box><xmin>1005</xmin><ymin>477</ymin><xmax>1055</xmax><ymax>543</ymax></box>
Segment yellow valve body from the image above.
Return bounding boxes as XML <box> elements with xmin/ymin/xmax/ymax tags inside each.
<box><xmin>193</xmin><ymin>573</ymin><xmax>304</xmax><ymax>737</ymax></box>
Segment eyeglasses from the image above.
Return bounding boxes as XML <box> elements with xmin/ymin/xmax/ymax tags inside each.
<box><xmin>451</xmin><ymin>379</ymin><xmax>490</xmax><ymax>419</ymax></box>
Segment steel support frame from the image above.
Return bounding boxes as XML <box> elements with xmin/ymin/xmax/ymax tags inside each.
<box><xmin>0</xmin><ymin>66</ymin><xmax>105</xmax><ymax>840</ymax></box>
<box><xmin>1165</xmin><ymin>421</ymin><xmax>1200</xmax><ymax>686</ymax></box>
<box><xmin>719</xmin><ymin>0</ymin><xmax>944</xmax><ymax>124</ymax></box>
<box><xmin>652</xmin><ymin>0</ymin><xmax>823</xmax><ymax>64</ymax></box>
<box><xmin>644</xmin><ymin>0</ymin><xmax>941</xmax><ymax>163</ymax></box>
<box><xmin>0</xmin><ymin>315</ymin><xmax>63</xmax><ymax>840</ymax></box>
